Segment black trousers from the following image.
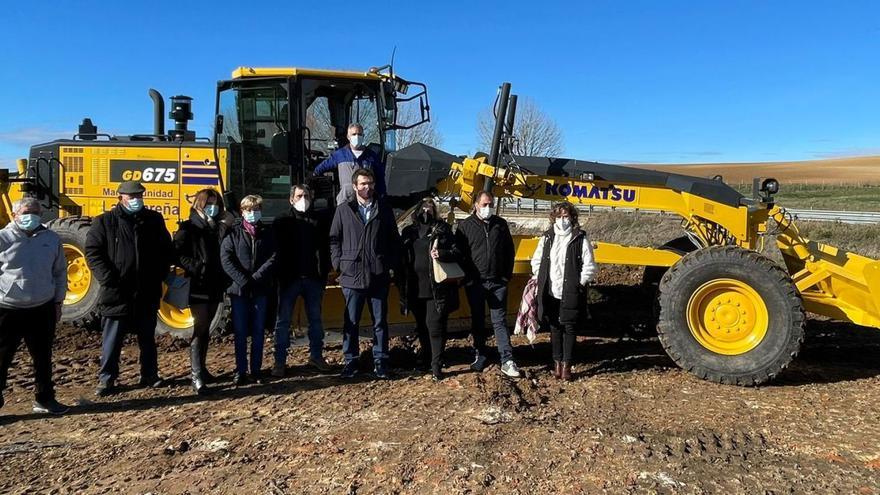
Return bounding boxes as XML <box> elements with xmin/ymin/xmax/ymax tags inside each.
<box><xmin>99</xmin><ymin>309</ymin><xmax>159</xmax><ymax>385</ymax></box>
<box><xmin>0</xmin><ymin>302</ymin><xmax>56</xmax><ymax>402</ymax></box>
<box><xmin>544</xmin><ymin>296</ymin><xmax>577</xmax><ymax>362</ymax></box>
<box><xmin>410</xmin><ymin>297</ymin><xmax>448</xmax><ymax>369</ymax></box>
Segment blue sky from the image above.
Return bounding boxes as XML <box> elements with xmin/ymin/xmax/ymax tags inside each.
<box><xmin>1</xmin><ymin>1</ymin><xmax>879</xmax><ymax>168</ymax></box>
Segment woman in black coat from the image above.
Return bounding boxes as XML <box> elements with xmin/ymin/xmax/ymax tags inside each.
<box><xmin>399</xmin><ymin>198</ymin><xmax>461</xmax><ymax>381</ymax></box>
<box><xmin>221</xmin><ymin>195</ymin><xmax>277</xmax><ymax>385</ymax></box>
<box><xmin>173</xmin><ymin>188</ymin><xmax>228</xmax><ymax>394</ymax></box>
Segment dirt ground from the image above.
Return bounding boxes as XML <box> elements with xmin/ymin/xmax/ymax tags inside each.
<box><xmin>1</xmin><ymin>268</ymin><xmax>879</xmax><ymax>494</ymax></box>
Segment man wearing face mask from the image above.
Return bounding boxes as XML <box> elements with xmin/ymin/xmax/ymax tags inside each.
<box><xmin>329</xmin><ymin>168</ymin><xmax>401</xmax><ymax>379</ymax></box>
<box><xmin>271</xmin><ymin>184</ymin><xmax>332</xmax><ymax>376</ymax></box>
<box><xmin>85</xmin><ymin>180</ymin><xmax>174</xmax><ymax>397</ymax></box>
<box><xmin>0</xmin><ymin>198</ymin><xmax>70</xmax><ymax>415</ymax></box>
<box><xmin>454</xmin><ymin>190</ymin><xmax>521</xmax><ymax>378</ymax></box>
<box><xmin>314</xmin><ymin>123</ymin><xmax>386</xmax><ymax>206</ymax></box>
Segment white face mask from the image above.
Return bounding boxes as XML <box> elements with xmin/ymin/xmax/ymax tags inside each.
<box><xmin>555</xmin><ymin>217</ymin><xmax>572</xmax><ymax>230</ymax></box>
<box><xmin>293</xmin><ymin>198</ymin><xmax>310</xmax><ymax>212</ymax></box>
<box><xmin>15</xmin><ymin>213</ymin><xmax>41</xmax><ymax>231</ymax></box>
<box><xmin>349</xmin><ymin>134</ymin><xmax>364</xmax><ymax>149</ymax></box>
<box><xmin>125</xmin><ymin>198</ymin><xmax>144</xmax><ymax>213</ymax></box>
<box><xmin>478</xmin><ymin>205</ymin><xmax>493</xmax><ymax>220</ymax></box>
<box><xmin>243</xmin><ymin>210</ymin><xmax>262</xmax><ymax>224</ymax></box>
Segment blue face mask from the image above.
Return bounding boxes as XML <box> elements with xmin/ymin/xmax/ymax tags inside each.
<box><xmin>243</xmin><ymin>210</ymin><xmax>261</xmax><ymax>224</ymax></box>
<box><xmin>125</xmin><ymin>198</ymin><xmax>144</xmax><ymax>213</ymax></box>
<box><xmin>15</xmin><ymin>213</ymin><xmax>41</xmax><ymax>232</ymax></box>
<box><xmin>204</xmin><ymin>204</ymin><xmax>220</xmax><ymax>218</ymax></box>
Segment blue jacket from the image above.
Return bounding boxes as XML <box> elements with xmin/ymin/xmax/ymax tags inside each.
<box><xmin>314</xmin><ymin>146</ymin><xmax>386</xmax><ymax>205</ymax></box>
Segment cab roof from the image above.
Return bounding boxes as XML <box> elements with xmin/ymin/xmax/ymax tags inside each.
<box><xmin>230</xmin><ymin>66</ymin><xmax>385</xmax><ymax>81</ymax></box>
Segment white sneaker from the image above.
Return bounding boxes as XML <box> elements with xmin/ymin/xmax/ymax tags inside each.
<box><xmin>501</xmin><ymin>360</ymin><xmax>521</xmax><ymax>378</ymax></box>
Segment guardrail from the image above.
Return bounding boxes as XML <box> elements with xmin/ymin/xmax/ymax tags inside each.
<box><xmin>496</xmin><ymin>199</ymin><xmax>880</xmax><ymax>225</ymax></box>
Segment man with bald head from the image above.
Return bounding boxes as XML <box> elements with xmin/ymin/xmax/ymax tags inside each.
<box><xmin>314</xmin><ymin>123</ymin><xmax>386</xmax><ymax>205</ymax></box>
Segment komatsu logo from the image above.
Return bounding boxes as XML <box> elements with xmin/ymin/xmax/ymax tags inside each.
<box><xmin>545</xmin><ymin>183</ymin><xmax>637</xmax><ymax>202</ymax></box>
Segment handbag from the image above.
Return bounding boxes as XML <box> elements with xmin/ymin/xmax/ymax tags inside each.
<box><xmin>431</xmin><ymin>239</ymin><xmax>465</xmax><ymax>283</ymax></box>
<box><xmin>163</xmin><ymin>271</ymin><xmax>191</xmax><ymax>310</ymax></box>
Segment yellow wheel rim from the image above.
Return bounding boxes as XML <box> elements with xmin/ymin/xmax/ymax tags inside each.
<box><xmin>64</xmin><ymin>244</ymin><xmax>91</xmax><ymax>305</ymax></box>
<box><xmin>158</xmin><ymin>268</ymin><xmax>194</xmax><ymax>330</ymax></box>
<box><xmin>686</xmin><ymin>278</ymin><xmax>769</xmax><ymax>355</ymax></box>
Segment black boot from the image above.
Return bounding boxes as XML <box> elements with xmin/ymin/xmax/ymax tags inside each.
<box><xmin>190</xmin><ymin>337</ymin><xmax>210</xmax><ymax>395</ymax></box>
<box><xmin>198</xmin><ymin>336</ymin><xmax>215</xmax><ymax>383</ymax></box>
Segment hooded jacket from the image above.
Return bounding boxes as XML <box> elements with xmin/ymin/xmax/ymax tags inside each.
<box><xmin>0</xmin><ymin>223</ymin><xmax>66</xmax><ymax>309</ymax></box>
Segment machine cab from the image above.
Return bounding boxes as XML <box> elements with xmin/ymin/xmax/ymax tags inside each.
<box><xmin>213</xmin><ymin>66</ymin><xmax>429</xmax><ymax>218</ymax></box>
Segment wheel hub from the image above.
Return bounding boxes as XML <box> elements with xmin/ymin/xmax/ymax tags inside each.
<box><xmin>686</xmin><ymin>278</ymin><xmax>769</xmax><ymax>355</ymax></box>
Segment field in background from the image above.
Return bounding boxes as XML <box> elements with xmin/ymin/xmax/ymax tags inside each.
<box><xmin>622</xmin><ymin>155</ymin><xmax>880</xmax><ymax>211</ymax></box>
<box><xmin>632</xmin><ymin>155</ymin><xmax>880</xmax><ymax>185</ymax></box>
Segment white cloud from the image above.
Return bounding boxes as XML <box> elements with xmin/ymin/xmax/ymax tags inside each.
<box><xmin>0</xmin><ymin>127</ymin><xmax>74</xmax><ymax>146</ymax></box>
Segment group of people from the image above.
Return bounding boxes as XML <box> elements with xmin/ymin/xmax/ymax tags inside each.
<box><xmin>0</xmin><ymin>123</ymin><xmax>597</xmax><ymax>416</ymax></box>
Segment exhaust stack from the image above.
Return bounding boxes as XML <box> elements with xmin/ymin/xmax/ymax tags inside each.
<box><xmin>148</xmin><ymin>89</ymin><xmax>165</xmax><ymax>140</ymax></box>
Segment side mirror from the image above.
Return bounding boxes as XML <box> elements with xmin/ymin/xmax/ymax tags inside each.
<box><xmin>382</xmin><ymin>82</ymin><xmax>396</xmax><ymax>111</ymax></box>
<box><xmin>214</xmin><ymin>114</ymin><xmax>224</xmax><ymax>135</ymax></box>
<box><xmin>270</xmin><ymin>131</ymin><xmax>289</xmax><ymax>163</ymax></box>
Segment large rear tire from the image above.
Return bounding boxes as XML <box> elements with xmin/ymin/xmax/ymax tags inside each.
<box><xmin>657</xmin><ymin>246</ymin><xmax>805</xmax><ymax>385</ymax></box>
<box><xmin>47</xmin><ymin>216</ymin><xmax>101</xmax><ymax>329</ymax></box>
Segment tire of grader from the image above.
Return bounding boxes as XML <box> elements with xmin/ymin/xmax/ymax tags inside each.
<box><xmin>656</xmin><ymin>245</ymin><xmax>805</xmax><ymax>386</ymax></box>
<box><xmin>49</xmin><ymin>216</ymin><xmax>232</xmax><ymax>339</ymax></box>
<box><xmin>47</xmin><ymin>216</ymin><xmax>101</xmax><ymax>329</ymax></box>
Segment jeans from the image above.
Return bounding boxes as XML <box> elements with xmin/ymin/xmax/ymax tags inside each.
<box><xmin>410</xmin><ymin>297</ymin><xmax>448</xmax><ymax>370</ymax></box>
<box><xmin>231</xmin><ymin>294</ymin><xmax>268</xmax><ymax>376</ymax></box>
<box><xmin>99</xmin><ymin>309</ymin><xmax>159</xmax><ymax>385</ymax></box>
<box><xmin>341</xmin><ymin>281</ymin><xmax>389</xmax><ymax>364</ymax></box>
<box><xmin>544</xmin><ymin>296</ymin><xmax>577</xmax><ymax>362</ymax></box>
<box><xmin>465</xmin><ymin>278</ymin><xmax>514</xmax><ymax>363</ymax></box>
<box><xmin>274</xmin><ymin>278</ymin><xmax>325</xmax><ymax>364</ymax></box>
<box><xmin>0</xmin><ymin>302</ymin><xmax>56</xmax><ymax>402</ymax></box>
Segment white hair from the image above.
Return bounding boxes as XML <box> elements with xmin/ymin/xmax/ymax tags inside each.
<box><xmin>347</xmin><ymin>123</ymin><xmax>363</xmax><ymax>133</ymax></box>
<box><xmin>12</xmin><ymin>197</ymin><xmax>41</xmax><ymax>214</ymax></box>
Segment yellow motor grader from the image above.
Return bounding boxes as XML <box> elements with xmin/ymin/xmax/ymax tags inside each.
<box><xmin>3</xmin><ymin>74</ymin><xmax>878</xmax><ymax>385</ymax></box>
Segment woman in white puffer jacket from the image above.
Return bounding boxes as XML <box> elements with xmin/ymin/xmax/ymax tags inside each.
<box><xmin>530</xmin><ymin>202</ymin><xmax>597</xmax><ymax>380</ymax></box>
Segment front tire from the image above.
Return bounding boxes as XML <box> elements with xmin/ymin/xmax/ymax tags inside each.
<box><xmin>657</xmin><ymin>246</ymin><xmax>805</xmax><ymax>385</ymax></box>
<box><xmin>47</xmin><ymin>216</ymin><xmax>100</xmax><ymax>329</ymax></box>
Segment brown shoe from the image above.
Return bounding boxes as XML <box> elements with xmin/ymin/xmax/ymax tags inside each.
<box><xmin>561</xmin><ymin>362</ymin><xmax>573</xmax><ymax>382</ymax></box>
<box><xmin>553</xmin><ymin>360</ymin><xmax>562</xmax><ymax>379</ymax></box>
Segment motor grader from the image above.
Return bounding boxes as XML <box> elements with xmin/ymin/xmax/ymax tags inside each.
<box><xmin>3</xmin><ymin>74</ymin><xmax>878</xmax><ymax>385</ymax></box>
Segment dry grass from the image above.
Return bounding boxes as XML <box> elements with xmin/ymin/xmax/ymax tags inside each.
<box><xmin>513</xmin><ymin>211</ymin><xmax>880</xmax><ymax>261</ymax></box>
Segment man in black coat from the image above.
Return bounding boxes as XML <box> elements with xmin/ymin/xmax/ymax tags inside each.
<box><xmin>329</xmin><ymin>168</ymin><xmax>401</xmax><ymax>379</ymax></box>
<box><xmin>454</xmin><ymin>190</ymin><xmax>521</xmax><ymax>378</ymax></box>
<box><xmin>271</xmin><ymin>184</ymin><xmax>332</xmax><ymax>376</ymax></box>
<box><xmin>85</xmin><ymin>180</ymin><xmax>174</xmax><ymax>397</ymax></box>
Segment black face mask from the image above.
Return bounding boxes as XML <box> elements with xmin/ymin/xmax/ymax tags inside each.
<box><xmin>418</xmin><ymin>211</ymin><xmax>433</xmax><ymax>224</ymax></box>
